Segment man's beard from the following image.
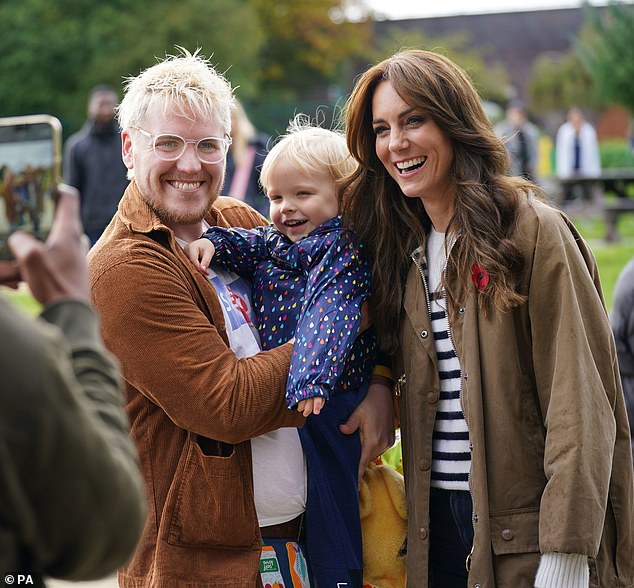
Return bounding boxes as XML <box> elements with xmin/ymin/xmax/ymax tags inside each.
<box><xmin>149</xmin><ymin>194</ymin><xmax>218</xmax><ymax>226</ymax></box>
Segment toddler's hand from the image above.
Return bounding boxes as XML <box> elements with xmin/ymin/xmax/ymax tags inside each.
<box><xmin>184</xmin><ymin>238</ymin><xmax>215</xmax><ymax>275</ymax></box>
<box><xmin>297</xmin><ymin>397</ymin><xmax>326</xmax><ymax>417</ymax></box>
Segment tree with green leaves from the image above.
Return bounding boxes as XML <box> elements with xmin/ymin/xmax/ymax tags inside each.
<box><xmin>244</xmin><ymin>0</ymin><xmax>371</xmax><ymax>134</ymax></box>
<box><xmin>0</xmin><ymin>0</ymin><xmax>368</xmax><ymax>137</ymax></box>
<box><xmin>251</xmin><ymin>0</ymin><xmax>369</xmax><ymax>94</ymax></box>
<box><xmin>527</xmin><ymin>51</ymin><xmax>602</xmax><ymax>115</ymax></box>
<box><xmin>0</xmin><ymin>0</ymin><xmax>263</xmax><ymax>134</ymax></box>
<box><xmin>365</xmin><ymin>26</ymin><xmax>510</xmax><ymax>105</ymax></box>
<box><xmin>576</xmin><ymin>1</ymin><xmax>634</xmax><ymax>113</ymax></box>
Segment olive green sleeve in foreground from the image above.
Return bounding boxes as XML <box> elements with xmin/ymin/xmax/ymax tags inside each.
<box><xmin>0</xmin><ymin>297</ymin><xmax>146</xmax><ymax>580</ymax></box>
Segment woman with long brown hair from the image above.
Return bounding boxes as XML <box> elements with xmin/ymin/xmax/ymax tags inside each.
<box><xmin>342</xmin><ymin>49</ymin><xmax>633</xmax><ymax>588</ymax></box>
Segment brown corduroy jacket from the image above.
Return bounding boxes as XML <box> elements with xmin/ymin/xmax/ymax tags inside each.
<box><xmin>88</xmin><ymin>181</ymin><xmax>304</xmax><ymax>588</ymax></box>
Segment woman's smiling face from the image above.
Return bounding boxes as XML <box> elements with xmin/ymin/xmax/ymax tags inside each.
<box><xmin>371</xmin><ymin>80</ymin><xmax>455</xmax><ymax>206</ymax></box>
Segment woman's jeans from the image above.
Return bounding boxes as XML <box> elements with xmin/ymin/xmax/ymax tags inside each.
<box><xmin>429</xmin><ymin>487</ymin><xmax>474</xmax><ymax>588</ymax></box>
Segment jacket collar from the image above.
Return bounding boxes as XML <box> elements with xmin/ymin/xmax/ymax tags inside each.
<box><xmin>410</xmin><ymin>229</ymin><xmax>460</xmax><ymax>265</ymax></box>
<box><xmin>118</xmin><ymin>180</ymin><xmax>164</xmax><ymax>235</ymax></box>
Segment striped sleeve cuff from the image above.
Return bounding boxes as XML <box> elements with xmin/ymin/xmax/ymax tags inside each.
<box><xmin>534</xmin><ymin>553</ymin><xmax>589</xmax><ymax>588</ymax></box>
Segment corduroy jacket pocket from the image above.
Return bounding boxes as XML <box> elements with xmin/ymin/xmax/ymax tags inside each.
<box><xmin>166</xmin><ymin>438</ymin><xmax>259</xmax><ymax>550</ymax></box>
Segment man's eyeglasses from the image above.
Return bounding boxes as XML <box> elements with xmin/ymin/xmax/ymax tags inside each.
<box><xmin>130</xmin><ymin>126</ymin><xmax>232</xmax><ymax>164</ymax></box>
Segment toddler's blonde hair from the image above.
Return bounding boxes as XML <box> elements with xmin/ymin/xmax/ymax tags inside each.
<box><xmin>260</xmin><ymin>114</ymin><xmax>357</xmax><ymax>196</ymax></box>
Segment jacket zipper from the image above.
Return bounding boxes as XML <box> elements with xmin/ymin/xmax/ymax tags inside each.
<box><xmin>442</xmin><ymin>287</ymin><xmax>476</xmax><ymax>574</ymax></box>
<box><xmin>441</xmin><ymin>244</ymin><xmax>476</xmax><ymax>575</ymax></box>
<box><xmin>414</xmin><ymin>237</ymin><xmax>476</xmax><ymax>574</ymax></box>
<box><xmin>411</xmin><ymin>247</ymin><xmax>433</xmax><ymax>322</ymax></box>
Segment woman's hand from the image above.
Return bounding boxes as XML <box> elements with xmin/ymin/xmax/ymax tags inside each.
<box><xmin>340</xmin><ymin>382</ymin><xmax>395</xmax><ymax>486</ymax></box>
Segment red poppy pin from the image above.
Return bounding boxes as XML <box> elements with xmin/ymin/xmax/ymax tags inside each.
<box><xmin>471</xmin><ymin>263</ymin><xmax>490</xmax><ymax>292</ymax></box>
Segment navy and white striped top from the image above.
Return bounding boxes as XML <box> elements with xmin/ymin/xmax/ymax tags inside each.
<box><xmin>426</xmin><ymin>229</ymin><xmax>471</xmax><ymax>491</ymax></box>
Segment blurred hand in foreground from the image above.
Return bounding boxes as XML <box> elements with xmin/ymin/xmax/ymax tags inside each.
<box><xmin>0</xmin><ymin>184</ymin><xmax>89</xmax><ymax>305</ymax></box>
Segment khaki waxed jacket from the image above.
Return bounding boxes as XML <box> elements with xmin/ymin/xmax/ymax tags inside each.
<box><xmin>88</xmin><ymin>181</ymin><xmax>304</xmax><ymax>588</ymax></box>
<box><xmin>396</xmin><ymin>196</ymin><xmax>634</xmax><ymax>587</ymax></box>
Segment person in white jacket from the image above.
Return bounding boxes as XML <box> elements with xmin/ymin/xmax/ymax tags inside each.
<box><xmin>555</xmin><ymin>107</ymin><xmax>601</xmax><ymax>202</ymax></box>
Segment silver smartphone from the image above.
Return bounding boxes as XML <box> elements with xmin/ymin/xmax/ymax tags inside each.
<box><xmin>0</xmin><ymin>114</ymin><xmax>62</xmax><ymax>259</ymax></box>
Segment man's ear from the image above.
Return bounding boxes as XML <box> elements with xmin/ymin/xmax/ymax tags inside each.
<box><xmin>121</xmin><ymin>131</ymin><xmax>134</xmax><ymax>172</ymax></box>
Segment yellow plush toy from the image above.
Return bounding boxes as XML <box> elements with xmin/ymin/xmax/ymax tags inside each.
<box><xmin>360</xmin><ymin>460</ymin><xmax>407</xmax><ymax>588</ymax></box>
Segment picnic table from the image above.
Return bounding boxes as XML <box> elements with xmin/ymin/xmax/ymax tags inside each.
<box><xmin>557</xmin><ymin>168</ymin><xmax>634</xmax><ymax>242</ymax></box>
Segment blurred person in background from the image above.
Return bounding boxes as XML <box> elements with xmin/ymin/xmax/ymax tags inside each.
<box><xmin>611</xmin><ymin>257</ymin><xmax>634</xmax><ymax>461</ymax></box>
<box><xmin>494</xmin><ymin>100</ymin><xmax>540</xmax><ymax>182</ymax></box>
<box><xmin>224</xmin><ymin>100</ymin><xmax>270</xmax><ymax>216</ymax></box>
<box><xmin>556</xmin><ymin>106</ymin><xmax>601</xmax><ymax>203</ymax></box>
<box><xmin>64</xmin><ymin>85</ymin><xmax>129</xmax><ymax>245</ymax></box>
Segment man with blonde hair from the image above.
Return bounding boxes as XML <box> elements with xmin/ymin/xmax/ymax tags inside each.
<box><xmin>88</xmin><ymin>49</ymin><xmax>394</xmax><ymax>587</ymax></box>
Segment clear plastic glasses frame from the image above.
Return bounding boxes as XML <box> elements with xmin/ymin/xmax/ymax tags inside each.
<box><xmin>131</xmin><ymin>126</ymin><xmax>232</xmax><ymax>164</ymax></box>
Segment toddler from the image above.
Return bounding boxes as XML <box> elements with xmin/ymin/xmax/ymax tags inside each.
<box><xmin>185</xmin><ymin>116</ymin><xmax>376</xmax><ymax>587</ymax></box>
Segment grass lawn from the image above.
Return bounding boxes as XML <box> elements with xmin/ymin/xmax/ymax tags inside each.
<box><xmin>2</xmin><ymin>287</ymin><xmax>41</xmax><ymax>316</ymax></box>
<box><xmin>572</xmin><ymin>213</ymin><xmax>634</xmax><ymax>310</ymax></box>
<box><xmin>2</xmin><ymin>213</ymin><xmax>634</xmax><ymax>315</ymax></box>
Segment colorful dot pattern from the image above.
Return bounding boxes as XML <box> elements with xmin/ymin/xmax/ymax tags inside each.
<box><xmin>204</xmin><ymin>216</ymin><xmax>376</xmax><ymax>408</ymax></box>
